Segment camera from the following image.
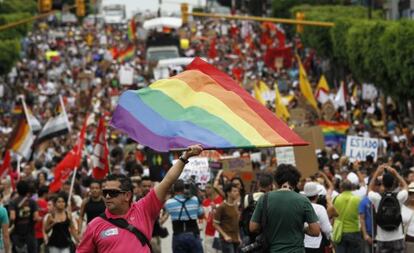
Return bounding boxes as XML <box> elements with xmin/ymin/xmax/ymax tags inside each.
<box><xmin>240</xmin><ymin>234</ymin><xmax>266</xmax><ymax>253</ymax></box>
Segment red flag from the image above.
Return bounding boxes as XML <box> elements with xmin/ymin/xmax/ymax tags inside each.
<box><xmin>208</xmin><ymin>38</ymin><xmax>217</xmax><ymax>59</ymax></box>
<box><xmin>49</xmin><ymin>115</ymin><xmax>88</xmax><ymax>192</ymax></box>
<box><xmin>0</xmin><ymin>151</ymin><xmax>16</xmax><ymax>190</ymax></box>
<box><xmin>92</xmin><ymin>117</ymin><xmax>109</xmax><ymax>179</ymax></box>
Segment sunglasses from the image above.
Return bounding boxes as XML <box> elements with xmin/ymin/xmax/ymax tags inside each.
<box><xmin>103</xmin><ymin>189</ymin><xmax>127</xmax><ymax>198</ymax></box>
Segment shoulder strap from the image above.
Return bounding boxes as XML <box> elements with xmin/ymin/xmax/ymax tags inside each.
<box><xmin>99</xmin><ymin>213</ymin><xmax>153</xmax><ymax>253</ymax></box>
<box><xmin>261</xmin><ymin>193</ymin><xmax>268</xmax><ymax>232</ymax></box>
<box><xmin>174</xmin><ymin>197</ymin><xmax>192</xmax><ymax>220</ymax></box>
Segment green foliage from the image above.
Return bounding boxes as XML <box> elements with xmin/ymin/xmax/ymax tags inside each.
<box><xmin>379</xmin><ymin>21</ymin><xmax>414</xmax><ymax>99</ymax></box>
<box><xmin>0</xmin><ymin>0</ymin><xmax>37</xmax><ymax>14</ymax></box>
<box><xmin>0</xmin><ymin>39</ymin><xmax>20</xmax><ymax>75</ymax></box>
<box><xmin>272</xmin><ymin>0</ymin><xmax>347</xmax><ymax>18</ymax></box>
<box><xmin>289</xmin><ymin>5</ymin><xmax>382</xmax><ymax>57</ymax></box>
<box><xmin>286</xmin><ymin>4</ymin><xmax>414</xmax><ymax>101</ymax></box>
<box><xmin>0</xmin><ymin>13</ymin><xmax>32</xmax><ymax>40</ymax></box>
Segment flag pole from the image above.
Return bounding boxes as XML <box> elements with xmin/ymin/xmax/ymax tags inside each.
<box><xmin>59</xmin><ymin>95</ymin><xmax>72</xmax><ymax>133</ymax></box>
<box><xmin>67</xmin><ymin>166</ymin><xmax>78</xmax><ymax>208</ymax></box>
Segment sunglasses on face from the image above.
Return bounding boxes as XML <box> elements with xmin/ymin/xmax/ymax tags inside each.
<box><xmin>103</xmin><ymin>189</ymin><xmax>127</xmax><ymax>198</ymax></box>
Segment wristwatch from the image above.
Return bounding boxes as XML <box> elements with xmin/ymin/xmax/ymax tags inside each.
<box><xmin>179</xmin><ymin>155</ymin><xmax>189</xmax><ymax>164</ymax></box>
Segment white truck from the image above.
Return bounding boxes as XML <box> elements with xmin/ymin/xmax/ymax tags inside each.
<box><xmin>101</xmin><ymin>4</ymin><xmax>126</xmax><ymax>25</ymax></box>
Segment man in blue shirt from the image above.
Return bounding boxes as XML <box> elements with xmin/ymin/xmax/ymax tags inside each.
<box><xmin>165</xmin><ymin>179</ymin><xmax>204</xmax><ymax>253</ymax></box>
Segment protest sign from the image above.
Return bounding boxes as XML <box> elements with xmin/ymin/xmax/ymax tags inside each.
<box><xmin>220</xmin><ymin>156</ymin><xmax>255</xmax><ymax>192</ymax></box>
<box><xmin>345</xmin><ymin>136</ymin><xmax>379</xmax><ymax>162</ymax></box>
<box><xmin>295</xmin><ymin>126</ymin><xmax>325</xmax><ymax>150</ymax></box>
<box><xmin>119</xmin><ymin>65</ymin><xmax>134</xmax><ymax>85</ymax></box>
<box><xmin>275</xmin><ymin>147</ymin><xmax>296</xmax><ymax>166</ymax></box>
<box><xmin>176</xmin><ymin>157</ymin><xmax>210</xmax><ymax>186</ymax></box>
<box><xmin>293</xmin><ymin>128</ymin><xmax>319</xmax><ymax>179</ymax></box>
<box><xmin>362</xmin><ymin>83</ymin><xmax>378</xmax><ymax>101</ymax></box>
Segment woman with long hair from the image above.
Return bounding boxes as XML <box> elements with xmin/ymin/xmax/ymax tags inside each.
<box><xmin>44</xmin><ymin>193</ymin><xmax>79</xmax><ymax>253</ymax></box>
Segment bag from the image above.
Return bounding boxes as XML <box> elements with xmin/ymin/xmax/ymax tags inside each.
<box><xmin>375</xmin><ymin>192</ymin><xmax>402</xmax><ymax>231</ymax></box>
<box><xmin>241</xmin><ymin>193</ymin><xmax>258</xmax><ymax>236</ymax></box>
<box><xmin>332</xmin><ymin>219</ymin><xmax>344</xmax><ymax>244</ymax></box>
<box><xmin>332</xmin><ymin>196</ymin><xmax>353</xmax><ymax>244</ymax></box>
<box><xmin>240</xmin><ymin>193</ymin><xmax>269</xmax><ymax>253</ymax></box>
<box><xmin>99</xmin><ymin>213</ymin><xmax>153</xmax><ymax>253</ymax></box>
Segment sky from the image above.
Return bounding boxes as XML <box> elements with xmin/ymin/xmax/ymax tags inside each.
<box><xmin>101</xmin><ymin>0</ymin><xmax>207</xmax><ymax>18</ymax></box>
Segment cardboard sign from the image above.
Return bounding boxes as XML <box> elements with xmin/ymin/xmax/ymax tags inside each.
<box><xmin>289</xmin><ymin>108</ymin><xmax>307</xmax><ymax>124</ymax></box>
<box><xmin>294</xmin><ymin>126</ymin><xmax>325</xmax><ymax>151</ymax></box>
<box><xmin>321</xmin><ymin>101</ymin><xmax>336</xmax><ymax>121</ymax></box>
<box><xmin>177</xmin><ymin>157</ymin><xmax>210</xmax><ymax>186</ymax></box>
<box><xmin>220</xmin><ymin>156</ymin><xmax>255</xmax><ymax>192</ymax></box>
<box><xmin>293</xmin><ymin>129</ymin><xmax>319</xmax><ymax>179</ymax></box>
<box><xmin>275</xmin><ymin>147</ymin><xmax>296</xmax><ymax>166</ymax></box>
<box><xmin>345</xmin><ymin>136</ymin><xmax>379</xmax><ymax>162</ymax></box>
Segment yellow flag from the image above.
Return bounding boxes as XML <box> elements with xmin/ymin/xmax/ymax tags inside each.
<box><xmin>317</xmin><ymin>75</ymin><xmax>330</xmax><ymax>93</ymax></box>
<box><xmin>297</xmin><ymin>56</ymin><xmax>318</xmax><ymax>110</ymax></box>
<box><xmin>275</xmin><ymin>83</ymin><xmax>290</xmax><ymax>121</ymax></box>
<box><xmin>254</xmin><ymin>81</ymin><xmax>269</xmax><ymax>105</ymax></box>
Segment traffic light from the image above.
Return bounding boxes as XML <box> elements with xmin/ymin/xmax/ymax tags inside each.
<box><xmin>296</xmin><ymin>12</ymin><xmax>305</xmax><ymax>33</ymax></box>
<box><xmin>76</xmin><ymin>0</ymin><xmax>86</xmax><ymax>17</ymax></box>
<box><xmin>38</xmin><ymin>0</ymin><xmax>52</xmax><ymax>13</ymax></box>
<box><xmin>181</xmin><ymin>3</ymin><xmax>189</xmax><ymax>24</ymax></box>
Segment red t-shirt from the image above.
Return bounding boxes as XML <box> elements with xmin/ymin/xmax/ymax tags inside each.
<box><xmin>35</xmin><ymin>198</ymin><xmax>48</xmax><ymax>239</ymax></box>
<box><xmin>202</xmin><ymin>195</ymin><xmax>223</xmax><ymax>236</ymax></box>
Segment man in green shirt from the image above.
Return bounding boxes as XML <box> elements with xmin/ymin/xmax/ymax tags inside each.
<box><xmin>333</xmin><ymin>179</ymin><xmax>362</xmax><ymax>253</ymax></box>
<box><xmin>250</xmin><ymin>164</ymin><xmax>320</xmax><ymax>253</ymax></box>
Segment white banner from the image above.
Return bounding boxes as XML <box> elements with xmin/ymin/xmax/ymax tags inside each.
<box><xmin>176</xmin><ymin>157</ymin><xmax>210</xmax><ymax>186</ymax></box>
<box><xmin>119</xmin><ymin>65</ymin><xmax>134</xmax><ymax>85</ymax></box>
<box><xmin>345</xmin><ymin>136</ymin><xmax>379</xmax><ymax>162</ymax></box>
<box><xmin>275</xmin><ymin>147</ymin><xmax>296</xmax><ymax>166</ymax></box>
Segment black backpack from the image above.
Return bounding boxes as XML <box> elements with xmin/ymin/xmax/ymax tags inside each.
<box><xmin>375</xmin><ymin>192</ymin><xmax>402</xmax><ymax>231</ymax></box>
<box><xmin>241</xmin><ymin>193</ymin><xmax>258</xmax><ymax>236</ymax></box>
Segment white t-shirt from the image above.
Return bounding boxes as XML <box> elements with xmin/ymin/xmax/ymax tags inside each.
<box><xmin>368</xmin><ymin>190</ymin><xmax>408</xmax><ymax>241</ymax></box>
<box><xmin>402</xmin><ymin>205</ymin><xmax>414</xmax><ymax>237</ymax></box>
<box><xmin>304</xmin><ymin>203</ymin><xmax>332</xmax><ymax>248</ymax></box>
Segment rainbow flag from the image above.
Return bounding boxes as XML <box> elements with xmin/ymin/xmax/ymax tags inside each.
<box><xmin>111</xmin><ymin>57</ymin><xmax>306</xmax><ymax>152</ymax></box>
<box><xmin>117</xmin><ymin>45</ymin><xmax>135</xmax><ymax>63</ymax></box>
<box><xmin>128</xmin><ymin>18</ymin><xmax>137</xmax><ymax>41</ymax></box>
<box><xmin>318</xmin><ymin>121</ymin><xmax>350</xmax><ymax>147</ymax></box>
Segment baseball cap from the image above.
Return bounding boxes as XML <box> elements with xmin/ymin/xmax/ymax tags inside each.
<box><xmin>347</xmin><ymin>172</ymin><xmax>359</xmax><ymax>185</ymax></box>
<box><xmin>301</xmin><ymin>182</ymin><xmax>322</xmax><ymax>197</ymax></box>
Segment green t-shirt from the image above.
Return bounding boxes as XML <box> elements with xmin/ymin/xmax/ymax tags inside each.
<box><xmin>333</xmin><ymin>191</ymin><xmax>361</xmax><ymax>233</ymax></box>
<box><xmin>0</xmin><ymin>206</ymin><xmax>9</xmax><ymax>249</ymax></box>
<box><xmin>251</xmin><ymin>191</ymin><xmax>318</xmax><ymax>253</ymax></box>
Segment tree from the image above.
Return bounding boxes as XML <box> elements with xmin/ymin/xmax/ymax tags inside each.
<box><xmin>0</xmin><ymin>40</ymin><xmax>20</xmax><ymax>76</ymax></box>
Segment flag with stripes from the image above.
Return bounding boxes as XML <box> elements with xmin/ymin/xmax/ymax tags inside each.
<box><xmin>6</xmin><ymin>115</ymin><xmax>35</xmax><ymax>160</ymax></box>
<box><xmin>36</xmin><ymin>96</ymin><xmax>71</xmax><ymax>145</ymax></box>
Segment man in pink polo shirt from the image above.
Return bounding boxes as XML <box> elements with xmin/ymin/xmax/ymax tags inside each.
<box><xmin>77</xmin><ymin>144</ymin><xmax>203</xmax><ymax>253</ymax></box>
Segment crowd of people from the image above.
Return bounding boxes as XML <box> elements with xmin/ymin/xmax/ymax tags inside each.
<box><xmin>0</xmin><ymin>8</ymin><xmax>413</xmax><ymax>253</ymax></box>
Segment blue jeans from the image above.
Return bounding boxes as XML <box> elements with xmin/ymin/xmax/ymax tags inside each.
<box><xmin>172</xmin><ymin>232</ymin><xmax>203</xmax><ymax>253</ymax></box>
<box><xmin>220</xmin><ymin>239</ymin><xmax>239</xmax><ymax>253</ymax></box>
<box><xmin>335</xmin><ymin>232</ymin><xmax>362</xmax><ymax>253</ymax></box>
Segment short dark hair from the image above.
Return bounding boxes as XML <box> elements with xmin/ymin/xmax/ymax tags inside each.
<box><xmin>90</xmin><ymin>179</ymin><xmax>102</xmax><ymax>188</ymax></box>
<box><xmin>38</xmin><ymin>185</ymin><xmax>49</xmax><ymax>197</ymax></box>
<box><xmin>105</xmin><ymin>174</ymin><xmax>133</xmax><ymax>193</ymax></box>
<box><xmin>223</xmin><ymin>183</ymin><xmax>238</xmax><ymax>198</ymax></box>
<box><xmin>141</xmin><ymin>176</ymin><xmax>151</xmax><ymax>182</ymax></box>
<box><xmin>274</xmin><ymin>164</ymin><xmax>301</xmax><ymax>188</ymax></box>
<box><xmin>173</xmin><ymin>179</ymin><xmax>185</xmax><ymax>193</ymax></box>
<box><xmin>259</xmin><ymin>173</ymin><xmax>273</xmax><ymax>188</ymax></box>
<box><xmin>382</xmin><ymin>172</ymin><xmax>395</xmax><ymax>189</ymax></box>
<box><xmin>17</xmin><ymin>180</ymin><xmax>29</xmax><ymax>196</ymax></box>
<box><xmin>340</xmin><ymin>179</ymin><xmax>354</xmax><ymax>191</ymax></box>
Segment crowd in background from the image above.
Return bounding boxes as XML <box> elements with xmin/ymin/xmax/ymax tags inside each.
<box><xmin>0</xmin><ymin>9</ymin><xmax>414</xmax><ymax>253</ymax></box>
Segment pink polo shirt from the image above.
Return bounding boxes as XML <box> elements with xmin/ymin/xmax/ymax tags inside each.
<box><xmin>77</xmin><ymin>189</ymin><xmax>163</xmax><ymax>253</ymax></box>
